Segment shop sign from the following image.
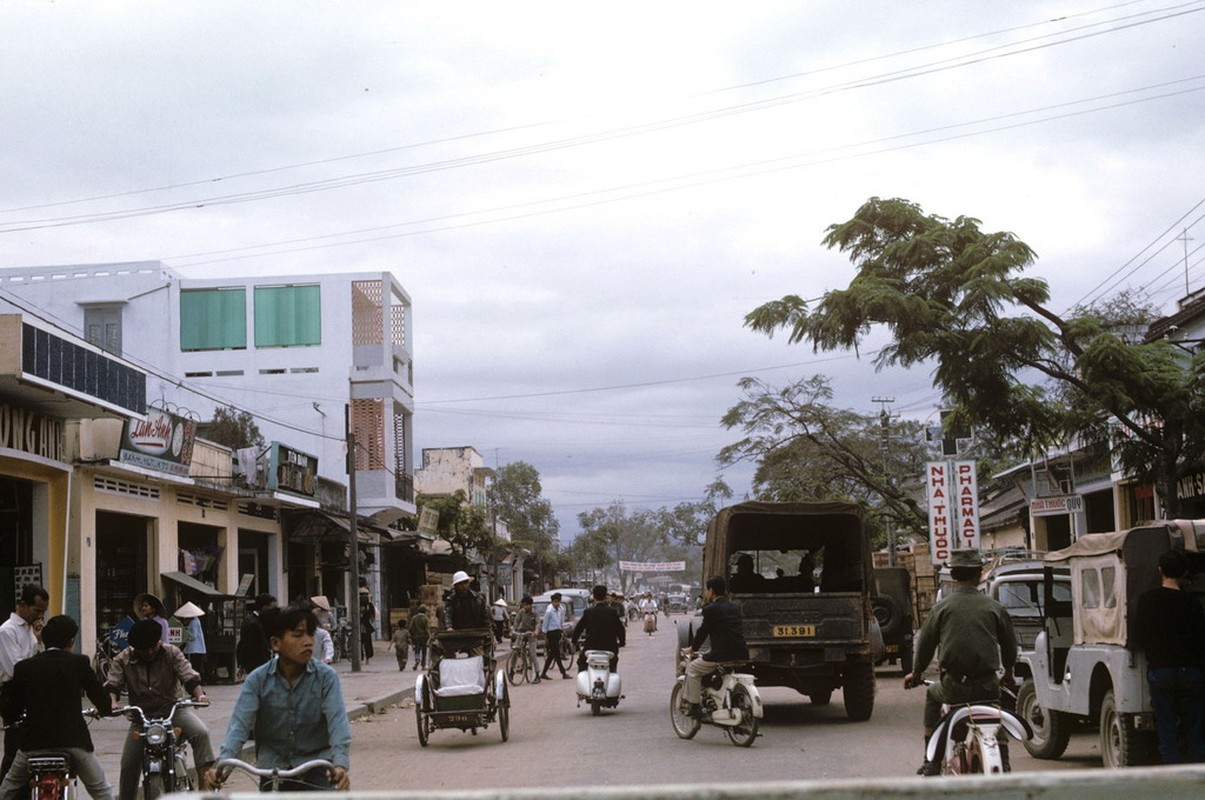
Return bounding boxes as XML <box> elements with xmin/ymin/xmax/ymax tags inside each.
<box><xmin>0</xmin><ymin>400</ymin><xmax>64</xmax><ymax>462</ymax></box>
<box><xmin>1030</xmin><ymin>495</ymin><xmax>1085</xmax><ymax>516</ymax></box>
<box><xmin>119</xmin><ymin>408</ymin><xmax>197</xmax><ymax>477</ymax></box>
<box><xmin>266</xmin><ymin>441</ymin><xmax>317</xmax><ymax>497</ymax></box>
<box><xmin>1177</xmin><ymin>469</ymin><xmax>1205</xmax><ymax>501</ymax></box>
<box><xmin>927</xmin><ymin>460</ymin><xmax>981</xmax><ymax>564</ymax></box>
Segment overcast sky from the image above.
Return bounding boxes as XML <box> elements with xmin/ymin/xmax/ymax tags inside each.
<box><xmin>3</xmin><ymin>1</ymin><xmax>1204</xmax><ymax>537</ymax></box>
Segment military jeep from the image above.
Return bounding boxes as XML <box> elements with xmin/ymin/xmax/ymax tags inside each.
<box><xmin>1016</xmin><ymin>520</ymin><xmax>1205</xmax><ymax>767</ymax></box>
<box><xmin>692</xmin><ymin>501</ymin><xmax>879</xmax><ymax>721</ymax></box>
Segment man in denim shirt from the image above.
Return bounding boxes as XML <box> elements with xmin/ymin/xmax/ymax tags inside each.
<box><xmin>206</xmin><ymin>603</ymin><xmax>351</xmax><ymax>791</ymax></box>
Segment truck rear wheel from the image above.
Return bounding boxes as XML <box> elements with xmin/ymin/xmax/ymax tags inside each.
<box><xmin>842</xmin><ymin>662</ymin><xmax>875</xmax><ymax>721</ymax></box>
<box><xmin>1018</xmin><ymin>679</ymin><xmax>1070</xmax><ymax>759</ymax></box>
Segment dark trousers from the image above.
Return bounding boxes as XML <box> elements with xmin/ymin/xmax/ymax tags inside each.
<box><xmin>1148</xmin><ymin>666</ymin><xmax>1205</xmax><ymax>764</ymax></box>
<box><xmin>541</xmin><ymin>630</ymin><xmax>568</xmax><ymax>676</ymax></box>
<box><xmin>1</xmin><ymin>721</ymin><xmax>19</xmax><ymax>781</ymax></box>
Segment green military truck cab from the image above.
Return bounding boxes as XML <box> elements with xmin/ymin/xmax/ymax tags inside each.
<box><xmin>698</xmin><ymin>500</ymin><xmax>879</xmax><ymax>720</ymax></box>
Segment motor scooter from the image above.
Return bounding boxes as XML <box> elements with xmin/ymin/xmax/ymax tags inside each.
<box><xmin>643</xmin><ymin>611</ymin><xmax>656</xmax><ymax>636</ymax></box>
<box><xmin>571</xmin><ymin>650</ymin><xmax>621</xmax><ymax>718</ymax></box>
<box><xmin>574</xmin><ymin>649</ymin><xmax>622</xmax><ymax>716</ymax></box>
<box><xmin>670</xmin><ymin>655</ymin><xmax>763</xmax><ymax>747</ymax></box>
<box><xmin>906</xmin><ymin>678</ymin><xmax>1030</xmax><ymax>775</ymax></box>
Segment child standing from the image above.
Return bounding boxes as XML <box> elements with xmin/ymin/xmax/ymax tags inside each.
<box><xmin>388</xmin><ymin>623</ymin><xmax>410</xmax><ymax>672</ymax></box>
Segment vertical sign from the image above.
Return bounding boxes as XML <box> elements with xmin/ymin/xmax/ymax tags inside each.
<box><xmin>927</xmin><ymin>462</ymin><xmax>952</xmax><ymax>564</ymax></box>
<box><xmin>927</xmin><ymin>460</ymin><xmax>981</xmax><ymax>564</ymax></box>
<box><xmin>954</xmin><ymin>460</ymin><xmax>981</xmax><ymax>552</ymax></box>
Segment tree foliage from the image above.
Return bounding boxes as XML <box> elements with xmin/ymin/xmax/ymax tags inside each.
<box><xmin>416</xmin><ymin>490</ymin><xmax>495</xmax><ymax>559</ymax></box>
<box><xmin>718</xmin><ymin>374</ymin><xmax>931</xmax><ymax>539</ymax></box>
<box><xmin>202</xmin><ymin>405</ymin><xmax>265</xmax><ymax>450</ymax></box>
<box><xmin>745</xmin><ymin>197</ymin><xmax>1205</xmax><ymax>515</ymax></box>
<box><xmin>488</xmin><ymin>461</ymin><xmax>561</xmax><ymax>591</ymax></box>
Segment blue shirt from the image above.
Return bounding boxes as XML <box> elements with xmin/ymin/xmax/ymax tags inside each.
<box><xmin>218</xmin><ymin>656</ymin><xmax>351</xmax><ymax>769</ymax></box>
<box><xmin>541</xmin><ymin>604</ymin><xmax>564</xmax><ymax>633</ymax></box>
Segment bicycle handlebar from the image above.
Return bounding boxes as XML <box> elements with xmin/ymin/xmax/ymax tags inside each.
<box><xmin>111</xmin><ymin>698</ymin><xmax>210</xmax><ymax>724</ymax></box>
<box><xmin>214</xmin><ymin>757</ymin><xmax>336</xmax><ymax>783</ymax></box>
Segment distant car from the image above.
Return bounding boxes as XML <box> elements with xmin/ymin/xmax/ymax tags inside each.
<box><xmin>666</xmin><ymin>593</ymin><xmax>687</xmax><ymax>614</ymax></box>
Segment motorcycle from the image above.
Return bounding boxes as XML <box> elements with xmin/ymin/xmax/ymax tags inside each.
<box><xmin>112</xmin><ymin>698</ymin><xmax>208</xmax><ymax>799</ymax></box>
<box><xmin>574</xmin><ymin>650</ymin><xmax>623</xmax><ymax>716</ymax></box>
<box><xmin>8</xmin><ymin>709</ymin><xmax>103</xmax><ymax>800</ymax></box>
<box><xmin>906</xmin><ymin>678</ymin><xmax>1030</xmax><ymax>775</ymax></box>
<box><xmin>670</xmin><ymin>657</ymin><xmax>763</xmax><ymax>747</ymax></box>
<box><xmin>643</xmin><ymin>611</ymin><xmax>657</xmax><ymax>636</ymax></box>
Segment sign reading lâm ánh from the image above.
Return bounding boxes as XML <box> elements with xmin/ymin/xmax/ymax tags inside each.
<box><xmin>119</xmin><ymin>408</ymin><xmax>198</xmax><ymax>477</ymax></box>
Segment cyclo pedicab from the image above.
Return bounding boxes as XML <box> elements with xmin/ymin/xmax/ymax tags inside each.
<box><xmin>414</xmin><ymin>627</ymin><xmax>510</xmax><ymax>746</ymax></box>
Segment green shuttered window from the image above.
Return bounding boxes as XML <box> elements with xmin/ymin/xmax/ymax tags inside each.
<box><xmin>180</xmin><ymin>288</ymin><xmax>247</xmax><ymax>351</ymax></box>
<box><xmin>254</xmin><ymin>284</ymin><xmax>321</xmax><ymax>347</ymax></box>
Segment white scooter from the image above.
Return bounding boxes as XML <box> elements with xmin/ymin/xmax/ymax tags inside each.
<box><xmin>574</xmin><ymin>649</ymin><xmax>623</xmax><ymax>716</ymax></box>
<box><xmin>907</xmin><ymin>678</ymin><xmax>1031</xmax><ymax>775</ymax></box>
<box><xmin>670</xmin><ymin>657</ymin><xmax>764</xmax><ymax>747</ymax></box>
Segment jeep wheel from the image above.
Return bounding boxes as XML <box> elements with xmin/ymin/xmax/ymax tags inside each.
<box><xmin>1018</xmin><ymin>679</ymin><xmax>1069</xmax><ymax>759</ymax></box>
<box><xmin>842</xmin><ymin>661</ymin><xmax>875</xmax><ymax>721</ymax></box>
<box><xmin>872</xmin><ymin>595</ymin><xmax>905</xmax><ymax>638</ymax></box>
<box><xmin>1100</xmin><ymin>689</ymin><xmax>1156</xmax><ymax>767</ymax></box>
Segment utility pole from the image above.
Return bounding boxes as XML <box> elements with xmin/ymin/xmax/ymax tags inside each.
<box><xmin>1178</xmin><ymin>228</ymin><xmax>1194</xmax><ymax>296</ymax></box>
<box><xmin>345</xmin><ymin>405</ymin><xmax>362</xmax><ymax>672</ymax></box>
<box><xmin>872</xmin><ymin>396</ymin><xmax>896</xmax><ymax>566</ymax></box>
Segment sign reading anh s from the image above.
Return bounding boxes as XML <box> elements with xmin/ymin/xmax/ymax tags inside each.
<box><xmin>266</xmin><ymin>442</ymin><xmax>318</xmax><ymax>497</ymax></box>
<box><xmin>119</xmin><ymin>409</ymin><xmax>197</xmax><ymax>477</ymax></box>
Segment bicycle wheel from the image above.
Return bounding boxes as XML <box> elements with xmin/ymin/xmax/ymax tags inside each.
<box><xmin>506</xmin><ymin>648</ymin><xmax>530</xmax><ymax>685</ymax></box>
<box><xmin>725</xmin><ymin>683</ymin><xmax>760</xmax><ymax>747</ymax></box>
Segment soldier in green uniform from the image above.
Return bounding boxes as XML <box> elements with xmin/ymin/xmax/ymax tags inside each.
<box><xmin>905</xmin><ymin>548</ymin><xmax>1018</xmax><ymax>776</ymax></box>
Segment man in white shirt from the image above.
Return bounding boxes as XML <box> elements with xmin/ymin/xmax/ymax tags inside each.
<box><xmin>539</xmin><ymin>593</ymin><xmax>571</xmax><ymax>680</ymax></box>
<box><xmin>0</xmin><ymin>584</ymin><xmax>49</xmax><ymax>784</ymax></box>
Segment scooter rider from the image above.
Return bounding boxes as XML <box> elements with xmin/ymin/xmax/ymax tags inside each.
<box><xmin>905</xmin><ymin>548</ymin><xmax>1018</xmax><ymax>776</ymax></box>
<box><xmin>572</xmin><ymin>585</ymin><xmax>625</xmax><ymax>672</ymax></box>
<box><xmin>680</xmin><ymin>576</ymin><xmax>748</xmax><ymax>719</ymax></box>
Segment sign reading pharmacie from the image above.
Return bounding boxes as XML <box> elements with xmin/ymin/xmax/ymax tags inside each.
<box><xmin>926</xmin><ymin>460</ymin><xmax>981</xmax><ymax>565</ymax></box>
<box><xmin>119</xmin><ymin>408</ymin><xmax>197</xmax><ymax>477</ymax></box>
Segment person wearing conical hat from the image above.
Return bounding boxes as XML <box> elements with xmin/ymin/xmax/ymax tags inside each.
<box><xmin>174</xmin><ymin>602</ymin><xmax>207</xmax><ymax>678</ymax></box>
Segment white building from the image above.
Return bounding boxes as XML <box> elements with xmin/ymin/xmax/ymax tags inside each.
<box><xmin>0</xmin><ymin>261</ymin><xmax>415</xmax><ymax>521</ymax></box>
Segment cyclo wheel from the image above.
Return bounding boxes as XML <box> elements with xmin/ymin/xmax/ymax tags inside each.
<box><xmin>415</xmin><ymin>680</ymin><xmax>430</xmax><ymax>747</ymax></box>
<box><xmin>498</xmin><ymin>681</ymin><xmax>510</xmax><ymax>742</ymax></box>
<box><xmin>669</xmin><ymin>682</ymin><xmax>701</xmax><ymax>739</ymax></box>
<box><xmin>725</xmin><ymin>682</ymin><xmax>759</xmax><ymax>747</ymax></box>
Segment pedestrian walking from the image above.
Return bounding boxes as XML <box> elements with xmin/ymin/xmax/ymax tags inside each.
<box><xmin>539</xmin><ymin>592</ymin><xmax>571</xmax><ymax>680</ymax></box>
<box><xmin>237</xmin><ymin>594</ymin><xmax>276</xmax><ymax>676</ymax></box>
<box><xmin>407</xmin><ymin>606</ymin><xmax>429</xmax><ymax>670</ymax></box>
<box><xmin>359</xmin><ymin>589</ymin><xmax>376</xmax><ymax>662</ymax></box>
<box><xmin>1132</xmin><ymin>549</ymin><xmax>1205</xmax><ymax>764</ymax></box>
<box><xmin>388</xmin><ymin>624</ymin><xmax>410</xmax><ymax>671</ymax></box>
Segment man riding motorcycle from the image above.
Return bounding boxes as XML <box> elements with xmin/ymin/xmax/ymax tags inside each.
<box><xmin>572</xmin><ymin>586</ymin><xmax>625</xmax><ymax>672</ymax></box>
<box><xmin>680</xmin><ymin>576</ymin><xmax>748</xmax><ymax>719</ymax></box>
<box><xmin>904</xmin><ymin>549</ymin><xmax>1018</xmax><ymax>776</ymax></box>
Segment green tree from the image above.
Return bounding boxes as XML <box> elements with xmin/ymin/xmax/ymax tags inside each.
<box><xmin>201</xmin><ymin>405</ymin><xmax>265</xmax><ymax>450</ymax></box>
<box><xmin>745</xmin><ymin>196</ymin><xmax>1205</xmax><ymax>516</ymax></box>
<box><xmin>575</xmin><ymin>502</ymin><xmax>681</xmax><ymax>596</ymax></box>
<box><xmin>416</xmin><ymin>490</ymin><xmax>495</xmax><ymax>559</ymax></box>
<box><xmin>719</xmin><ymin>374</ymin><xmax>931</xmax><ymax>539</ymax></box>
<box><xmin>488</xmin><ymin>461</ymin><xmax>561</xmax><ymax>591</ymax></box>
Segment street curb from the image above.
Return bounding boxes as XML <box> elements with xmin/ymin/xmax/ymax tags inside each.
<box><xmin>354</xmin><ymin>686</ymin><xmax>415</xmax><ymax>718</ymax></box>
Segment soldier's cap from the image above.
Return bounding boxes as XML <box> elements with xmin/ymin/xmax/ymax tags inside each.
<box><xmin>946</xmin><ymin>549</ymin><xmax>985</xmax><ymax>569</ymax></box>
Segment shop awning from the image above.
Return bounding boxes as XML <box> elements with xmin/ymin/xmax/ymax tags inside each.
<box><xmin>284</xmin><ymin>510</ymin><xmax>415</xmax><ymax>544</ymax></box>
<box><xmin>162</xmin><ymin>571</ymin><xmax>225</xmax><ymax>597</ymax></box>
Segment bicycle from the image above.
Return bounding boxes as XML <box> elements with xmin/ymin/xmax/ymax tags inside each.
<box><xmin>506</xmin><ymin>632</ymin><xmax>536</xmax><ymax>685</ymax></box>
<box><xmin>214</xmin><ymin>757</ymin><xmax>340</xmax><ymax>792</ymax></box>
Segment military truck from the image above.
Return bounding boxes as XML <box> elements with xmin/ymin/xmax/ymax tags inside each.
<box><xmin>689</xmin><ymin>501</ymin><xmax>880</xmax><ymax>721</ymax></box>
<box><xmin>1016</xmin><ymin>520</ymin><xmax>1205</xmax><ymax>767</ymax></box>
